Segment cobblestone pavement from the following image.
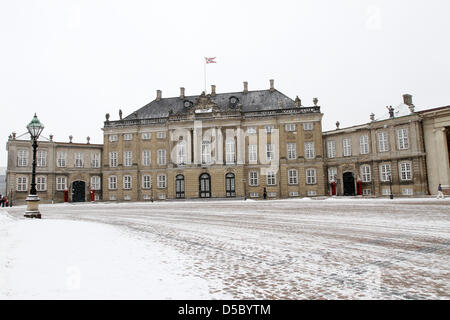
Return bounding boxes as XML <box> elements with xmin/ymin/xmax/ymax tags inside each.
<box><xmin>4</xmin><ymin>198</ymin><xmax>450</xmax><ymax>299</ymax></box>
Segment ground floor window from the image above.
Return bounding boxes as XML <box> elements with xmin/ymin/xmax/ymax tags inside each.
<box><xmin>225</xmin><ymin>173</ymin><xmax>236</xmax><ymax>197</ymax></box>
<box><xmin>56</xmin><ymin>177</ymin><xmax>67</xmax><ymax>191</ymax></box>
<box><xmin>199</xmin><ymin>173</ymin><xmax>211</xmax><ymax>198</ymax></box>
<box><xmin>17</xmin><ymin>176</ymin><xmax>27</xmax><ymax>192</ymax></box>
<box><xmin>36</xmin><ymin>176</ymin><xmax>47</xmax><ymax>191</ymax></box>
<box><xmin>176</xmin><ymin>175</ymin><xmax>185</xmax><ymax>198</ymax></box>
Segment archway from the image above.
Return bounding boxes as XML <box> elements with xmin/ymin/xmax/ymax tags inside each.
<box><xmin>343</xmin><ymin>172</ymin><xmax>356</xmax><ymax>196</ymax></box>
<box><xmin>176</xmin><ymin>174</ymin><xmax>185</xmax><ymax>198</ymax></box>
<box><xmin>72</xmin><ymin>180</ymin><xmax>86</xmax><ymax>202</ymax></box>
<box><xmin>225</xmin><ymin>173</ymin><xmax>236</xmax><ymax>197</ymax></box>
<box><xmin>199</xmin><ymin>173</ymin><xmax>211</xmax><ymax>198</ymax></box>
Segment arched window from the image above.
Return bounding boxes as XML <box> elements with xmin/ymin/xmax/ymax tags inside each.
<box><xmin>225</xmin><ymin>173</ymin><xmax>236</xmax><ymax>197</ymax></box>
<box><xmin>176</xmin><ymin>175</ymin><xmax>185</xmax><ymax>198</ymax></box>
<box><xmin>199</xmin><ymin>173</ymin><xmax>211</xmax><ymax>198</ymax></box>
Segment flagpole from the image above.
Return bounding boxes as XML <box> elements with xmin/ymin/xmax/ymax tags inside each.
<box><xmin>204</xmin><ymin>58</ymin><xmax>206</xmax><ymax>93</ymax></box>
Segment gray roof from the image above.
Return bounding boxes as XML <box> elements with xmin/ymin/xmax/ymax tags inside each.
<box><xmin>124</xmin><ymin>89</ymin><xmax>298</xmax><ymax>120</ymax></box>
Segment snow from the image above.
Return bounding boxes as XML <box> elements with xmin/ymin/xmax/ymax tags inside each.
<box><xmin>1</xmin><ymin>197</ymin><xmax>449</xmax><ymax>299</ymax></box>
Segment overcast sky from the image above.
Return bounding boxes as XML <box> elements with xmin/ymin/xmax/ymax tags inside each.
<box><xmin>1</xmin><ymin>0</ymin><xmax>449</xmax><ymax>167</ymax></box>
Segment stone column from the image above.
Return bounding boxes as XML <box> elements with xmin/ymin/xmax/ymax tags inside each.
<box><xmin>236</xmin><ymin>127</ymin><xmax>245</xmax><ymax>165</ymax></box>
<box><xmin>216</xmin><ymin>127</ymin><xmax>223</xmax><ymax>165</ymax></box>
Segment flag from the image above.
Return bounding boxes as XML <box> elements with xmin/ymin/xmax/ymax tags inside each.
<box><xmin>205</xmin><ymin>57</ymin><xmax>217</xmax><ymax>64</ymax></box>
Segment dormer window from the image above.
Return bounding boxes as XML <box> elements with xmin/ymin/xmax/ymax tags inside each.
<box><xmin>183</xmin><ymin>100</ymin><xmax>192</xmax><ymax>108</ymax></box>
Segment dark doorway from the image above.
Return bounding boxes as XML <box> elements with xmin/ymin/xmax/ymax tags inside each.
<box><xmin>199</xmin><ymin>173</ymin><xmax>211</xmax><ymax>198</ymax></box>
<box><xmin>72</xmin><ymin>181</ymin><xmax>86</xmax><ymax>202</ymax></box>
<box><xmin>176</xmin><ymin>174</ymin><xmax>185</xmax><ymax>198</ymax></box>
<box><xmin>225</xmin><ymin>173</ymin><xmax>236</xmax><ymax>197</ymax></box>
<box><xmin>343</xmin><ymin>172</ymin><xmax>355</xmax><ymax>196</ymax></box>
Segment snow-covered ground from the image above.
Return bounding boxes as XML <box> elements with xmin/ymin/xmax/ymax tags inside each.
<box><xmin>1</xmin><ymin>198</ymin><xmax>449</xmax><ymax>299</ymax></box>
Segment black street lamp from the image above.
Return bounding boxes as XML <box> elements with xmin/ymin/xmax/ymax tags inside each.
<box><xmin>388</xmin><ymin>171</ymin><xmax>394</xmax><ymax>200</ymax></box>
<box><xmin>24</xmin><ymin>114</ymin><xmax>44</xmax><ymax>219</ymax></box>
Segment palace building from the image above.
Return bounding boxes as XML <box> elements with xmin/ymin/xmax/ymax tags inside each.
<box><xmin>4</xmin><ymin>80</ymin><xmax>450</xmax><ymax>203</ymax></box>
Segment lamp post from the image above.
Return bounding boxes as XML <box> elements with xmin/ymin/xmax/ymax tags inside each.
<box><xmin>388</xmin><ymin>171</ymin><xmax>394</xmax><ymax>200</ymax></box>
<box><xmin>242</xmin><ymin>178</ymin><xmax>247</xmax><ymax>201</ymax></box>
<box><xmin>24</xmin><ymin>114</ymin><xmax>44</xmax><ymax>219</ymax></box>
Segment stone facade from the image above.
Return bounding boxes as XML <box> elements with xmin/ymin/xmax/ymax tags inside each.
<box><xmin>5</xmin><ymin>137</ymin><xmax>102</xmax><ymax>204</ymax></box>
<box><xmin>419</xmin><ymin>106</ymin><xmax>450</xmax><ymax>195</ymax></box>
<box><xmin>5</xmin><ymin>82</ymin><xmax>449</xmax><ymax>203</ymax></box>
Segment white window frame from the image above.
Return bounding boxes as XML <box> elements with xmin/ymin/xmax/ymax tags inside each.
<box><xmin>399</xmin><ymin>161</ymin><xmax>412</xmax><ymax>181</ymax></box>
<box><xmin>124</xmin><ymin>151</ymin><xmax>133</xmax><ymax>167</ymax></box>
<box><xmin>397</xmin><ymin>128</ymin><xmax>409</xmax><ymax>150</ymax></box>
<box><xmin>56</xmin><ymin>176</ymin><xmax>67</xmax><ymax>191</ymax></box>
<box><xmin>288</xmin><ymin>169</ymin><xmax>298</xmax><ymax>185</ymax></box>
<box><xmin>17</xmin><ymin>176</ymin><xmax>28</xmax><ymax>191</ymax></box>
<box><xmin>248</xmin><ymin>144</ymin><xmax>258</xmax><ymax>163</ymax></box>
<box><xmin>249</xmin><ymin>171</ymin><xmax>259</xmax><ymax>186</ymax></box>
<box><xmin>141</xmin><ymin>132</ymin><xmax>151</xmax><ymax>140</ymax></box>
<box><xmin>266</xmin><ymin>171</ymin><xmax>276</xmax><ymax>186</ymax></box>
<box><xmin>304</xmin><ymin>142</ymin><xmax>315</xmax><ymax>159</ymax></box>
<box><xmin>360</xmin><ymin>135</ymin><xmax>369</xmax><ymax>155</ymax></box>
<box><xmin>91</xmin><ymin>153</ymin><xmax>100</xmax><ymax>168</ymax></box>
<box><xmin>142</xmin><ymin>175</ymin><xmax>152</xmax><ymax>189</ymax></box>
<box><xmin>328</xmin><ymin>167</ymin><xmax>337</xmax><ymax>183</ymax></box>
<box><xmin>360</xmin><ymin>165</ymin><xmax>371</xmax><ymax>182</ymax></box>
<box><xmin>266</xmin><ymin>143</ymin><xmax>274</xmax><ymax>161</ymax></box>
<box><xmin>226</xmin><ymin>140</ymin><xmax>236</xmax><ymax>164</ymax></box>
<box><xmin>37</xmin><ymin>150</ymin><xmax>47</xmax><ymax>167</ymax></box>
<box><xmin>17</xmin><ymin>150</ymin><xmax>29</xmax><ymax>167</ymax></box>
<box><xmin>123</xmin><ymin>133</ymin><xmax>133</xmax><ymax>141</ymax></box>
<box><xmin>109</xmin><ymin>135</ymin><xmax>118</xmax><ymax>142</ymax></box>
<box><xmin>247</xmin><ymin>127</ymin><xmax>257</xmax><ymax>134</ymax></box>
<box><xmin>287</xmin><ymin>143</ymin><xmax>297</xmax><ymax>160</ymax></box>
<box><xmin>123</xmin><ymin>175</ymin><xmax>132</xmax><ymax>190</ymax></box>
<box><xmin>285</xmin><ymin>123</ymin><xmax>296</xmax><ymax>132</ymax></box>
<box><xmin>157</xmin><ymin>149</ymin><xmax>166</xmax><ymax>165</ymax></box>
<box><xmin>74</xmin><ymin>153</ymin><xmax>83</xmax><ymax>168</ymax></box>
<box><xmin>201</xmin><ymin>141</ymin><xmax>211</xmax><ymax>164</ymax></box>
<box><xmin>57</xmin><ymin>152</ymin><xmax>67</xmax><ymax>168</ymax></box>
<box><xmin>36</xmin><ymin>176</ymin><xmax>47</xmax><ymax>191</ymax></box>
<box><xmin>108</xmin><ymin>176</ymin><xmax>118</xmax><ymax>190</ymax></box>
<box><xmin>109</xmin><ymin>152</ymin><xmax>118</xmax><ymax>167</ymax></box>
<box><xmin>327</xmin><ymin>140</ymin><xmax>336</xmax><ymax>159</ymax></box>
<box><xmin>142</xmin><ymin>150</ymin><xmax>151</xmax><ymax>166</ymax></box>
<box><xmin>380</xmin><ymin>163</ymin><xmax>391</xmax><ymax>182</ymax></box>
<box><xmin>378</xmin><ymin>132</ymin><xmax>389</xmax><ymax>152</ymax></box>
<box><xmin>264</xmin><ymin>125</ymin><xmax>274</xmax><ymax>133</ymax></box>
<box><xmin>177</xmin><ymin>141</ymin><xmax>187</xmax><ymax>165</ymax></box>
<box><xmin>306</xmin><ymin>168</ymin><xmax>317</xmax><ymax>185</ymax></box>
<box><xmin>91</xmin><ymin>176</ymin><xmax>101</xmax><ymax>190</ymax></box>
<box><xmin>303</xmin><ymin>122</ymin><xmax>314</xmax><ymax>131</ymax></box>
<box><xmin>157</xmin><ymin>131</ymin><xmax>166</xmax><ymax>139</ymax></box>
<box><xmin>157</xmin><ymin>174</ymin><xmax>167</xmax><ymax>189</ymax></box>
<box><xmin>343</xmin><ymin>138</ymin><xmax>352</xmax><ymax>157</ymax></box>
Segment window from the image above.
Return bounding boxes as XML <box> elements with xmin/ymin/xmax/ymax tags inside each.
<box><xmin>307</xmin><ymin>190</ymin><xmax>317</xmax><ymax>196</ymax></box>
<box><xmin>141</xmin><ymin>132</ymin><xmax>151</xmax><ymax>140</ymax></box>
<box><xmin>361</xmin><ymin>165</ymin><xmax>371</xmax><ymax>182</ymax></box>
<box><xmin>265</xmin><ymin>125</ymin><xmax>274</xmax><ymax>133</ymax></box>
<box><xmin>304</xmin><ymin>142</ymin><xmax>315</xmax><ymax>159</ymax></box>
<box><xmin>268</xmin><ymin>192</ymin><xmax>277</xmax><ymax>198</ymax></box>
<box><xmin>91</xmin><ymin>153</ymin><xmax>100</xmax><ymax>168</ymax></box>
<box><xmin>399</xmin><ymin>162</ymin><xmax>412</xmax><ymax>181</ymax></box>
<box><xmin>75</xmin><ymin>153</ymin><xmax>83</xmax><ymax>168</ymax></box>
<box><xmin>343</xmin><ymin>138</ymin><xmax>352</xmax><ymax>157</ymax></box>
<box><xmin>266</xmin><ymin>144</ymin><xmax>274</xmax><ymax>161</ymax></box>
<box><xmin>382</xmin><ymin>188</ymin><xmax>391</xmax><ymax>195</ymax></box>
<box><xmin>250</xmin><ymin>192</ymin><xmax>259</xmax><ymax>198</ymax></box>
<box><xmin>328</xmin><ymin>167</ymin><xmax>337</xmax><ymax>182</ymax></box>
<box><xmin>380</xmin><ymin>164</ymin><xmax>391</xmax><ymax>182</ymax></box>
<box><xmin>57</xmin><ymin>152</ymin><xmax>66</xmax><ymax>167</ymax></box>
<box><xmin>303</xmin><ymin>122</ymin><xmax>314</xmax><ymax>131</ymax></box>
<box><xmin>249</xmin><ymin>171</ymin><xmax>258</xmax><ymax>186</ymax></box>
<box><xmin>248</xmin><ymin>144</ymin><xmax>257</xmax><ymax>163</ymax></box>
<box><xmin>176</xmin><ymin>175</ymin><xmax>185</xmax><ymax>198</ymax></box>
<box><xmin>226</xmin><ymin>140</ymin><xmax>236</xmax><ymax>164</ymax></box>
<box><xmin>157</xmin><ymin>149</ymin><xmax>166</xmax><ymax>165</ymax></box>
<box><xmin>202</xmin><ymin>141</ymin><xmax>211</xmax><ymax>164</ymax></box>
<box><xmin>124</xmin><ymin>195</ymin><xmax>131</xmax><ymax>201</ymax></box>
<box><xmin>360</xmin><ymin>135</ymin><xmax>369</xmax><ymax>155</ymax></box>
<box><xmin>158</xmin><ymin>194</ymin><xmax>166</xmax><ymax>200</ymax></box>
<box><xmin>124</xmin><ymin>151</ymin><xmax>133</xmax><ymax>167</ymax></box>
<box><xmin>363</xmin><ymin>189</ymin><xmax>372</xmax><ymax>196</ymax></box>
<box><xmin>266</xmin><ymin>171</ymin><xmax>276</xmax><ymax>185</ymax></box>
<box><xmin>17</xmin><ymin>150</ymin><xmax>29</xmax><ymax>167</ymax></box>
<box><xmin>285</xmin><ymin>123</ymin><xmax>296</xmax><ymax>132</ymax></box>
<box><xmin>37</xmin><ymin>150</ymin><xmax>47</xmax><ymax>167</ymax></box>
<box><xmin>402</xmin><ymin>188</ymin><xmax>413</xmax><ymax>195</ymax></box>
<box><xmin>110</xmin><ymin>195</ymin><xmax>117</xmax><ymax>201</ymax></box>
<box><xmin>327</xmin><ymin>141</ymin><xmax>336</xmax><ymax>158</ymax></box>
<box><xmin>109</xmin><ymin>152</ymin><xmax>118</xmax><ymax>167</ymax></box>
<box><xmin>91</xmin><ymin>176</ymin><xmax>101</xmax><ymax>190</ymax></box>
<box><xmin>288</xmin><ymin>169</ymin><xmax>298</xmax><ymax>185</ymax></box>
<box><xmin>123</xmin><ymin>133</ymin><xmax>133</xmax><ymax>141</ymax></box>
<box><xmin>109</xmin><ymin>135</ymin><xmax>118</xmax><ymax>142</ymax></box>
<box><xmin>177</xmin><ymin>141</ymin><xmax>187</xmax><ymax>165</ymax></box>
<box><xmin>157</xmin><ymin>174</ymin><xmax>167</xmax><ymax>189</ymax></box>
<box><xmin>56</xmin><ymin>176</ymin><xmax>67</xmax><ymax>191</ymax></box>
<box><xmin>17</xmin><ymin>176</ymin><xmax>27</xmax><ymax>191</ymax></box>
<box><xmin>225</xmin><ymin>173</ymin><xmax>236</xmax><ymax>197</ymax></box>
<box><xmin>157</xmin><ymin>131</ymin><xmax>166</xmax><ymax>139</ymax></box>
<box><xmin>289</xmin><ymin>191</ymin><xmax>299</xmax><ymax>197</ymax></box>
<box><xmin>378</xmin><ymin>132</ymin><xmax>389</xmax><ymax>152</ymax></box>
<box><xmin>306</xmin><ymin>168</ymin><xmax>317</xmax><ymax>185</ymax></box>
<box><xmin>142</xmin><ymin>175</ymin><xmax>152</xmax><ymax>189</ymax></box>
<box><xmin>123</xmin><ymin>175</ymin><xmax>132</xmax><ymax>189</ymax></box>
<box><xmin>36</xmin><ymin>176</ymin><xmax>47</xmax><ymax>191</ymax></box>
<box><xmin>397</xmin><ymin>128</ymin><xmax>409</xmax><ymax>150</ymax></box>
<box><xmin>142</xmin><ymin>150</ymin><xmax>151</xmax><ymax>166</ymax></box>
<box><xmin>247</xmin><ymin>127</ymin><xmax>257</xmax><ymax>134</ymax></box>
<box><xmin>287</xmin><ymin>143</ymin><xmax>297</xmax><ymax>160</ymax></box>
<box><xmin>109</xmin><ymin>176</ymin><xmax>117</xmax><ymax>190</ymax></box>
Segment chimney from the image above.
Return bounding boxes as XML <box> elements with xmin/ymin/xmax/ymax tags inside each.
<box><xmin>295</xmin><ymin>96</ymin><xmax>301</xmax><ymax>107</ymax></box>
<box><xmin>211</xmin><ymin>85</ymin><xmax>216</xmax><ymax>96</ymax></box>
<box><xmin>49</xmin><ymin>134</ymin><xmax>54</xmax><ymax>142</ymax></box>
<box><xmin>180</xmin><ymin>87</ymin><xmax>185</xmax><ymax>99</ymax></box>
<box><xmin>269</xmin><ymin>79</ymin><xmax>275</xmax><ymax>92</ymax></box>
<box><xmin>69</xmin><ymin>135</ymin><xmax>73</xmax><ymax>143</ymax></box>
<box><xmin>87</xmin><ymin>136</ymin><xmax>90</xmax><ymax>144</ymax></box>
<box><xmin>243</xmin><ymin>81</ymin><xmax>248</xmax><ymax>93</ymax></box>
<box><xmin>403</xmin><ymin>94</ymin><xmax>413</xmax><ymax>106</ymax></box>
<box><xmin>156</xmin><ymin>90</ymin><xmax>162</xmax><ymax>101</ymax></box>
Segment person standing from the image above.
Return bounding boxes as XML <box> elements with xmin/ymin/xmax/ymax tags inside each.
<box><xmin>0</xmin><ymin>195</ymin><xmax>3</xmax><ymax>207</ymax></box>
<box><xmin>437</xmin><ymin>184</ymin><xmax>445</xmax><ymax>199</ymax></box>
